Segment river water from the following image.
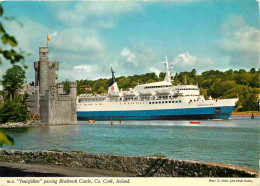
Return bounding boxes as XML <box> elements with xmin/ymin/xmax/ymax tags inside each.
<box><xmin>1</xmin><ymin>117</ymin><xmax>259</xmax><ymax>170</ymax></box>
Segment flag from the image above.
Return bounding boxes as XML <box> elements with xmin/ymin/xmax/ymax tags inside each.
<box><xmin>47</xmin><ymin>35</ymin><xmax>51</xmax><ymax>41</ymax></box>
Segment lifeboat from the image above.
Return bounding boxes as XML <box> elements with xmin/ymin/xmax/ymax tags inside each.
<box><xmin>190</xmin><ymin>121</ymin><xmax>201</xmax><ymax>124</ymax></box>
<box><xmin>86</xmin><ymin>120</ymin><xmax>95</xmax><ymax>123</ymax></box>
<box><xmin>123</xmin><ymin>89</ymin><xmax>138</xmax><ymax>97</ymax></box>
<box><xmin>156</xmin><ymin>89</ymin><xmax>171</xmax><ymax>95</ymax></box>
<box><xmin>139</xmin><ymin>90</ymin><xmax>153</xmax><ymax>96</ymax></box>
<box><xmin>108</xmin><ymin>92</ymin><xmax>120</xmax><ymax>97</ymax></box>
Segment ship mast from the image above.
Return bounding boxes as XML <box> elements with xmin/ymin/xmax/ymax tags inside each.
<box><xmin>164</xmin><ymin>56</ymin><xmax>172</xmax><ymax>82</ymax></box>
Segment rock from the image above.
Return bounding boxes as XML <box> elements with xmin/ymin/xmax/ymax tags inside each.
<box><xmin>0</xmin><ymin>149</ymin><xmax>258</xmax><ymax>177</ymax></box>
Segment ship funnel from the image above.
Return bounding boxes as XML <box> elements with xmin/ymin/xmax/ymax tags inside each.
<box><xmin>108</xmin><ymin>67</ymin><xmax>119</xmax><ymax>94</ymax></box>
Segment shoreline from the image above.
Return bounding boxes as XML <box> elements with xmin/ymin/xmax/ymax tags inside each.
<box><xmin>0</xmin><ymin>149</ymin><xmax>258</xmax><ymax>177</ymax></box>
<box><xmin>232</xmin><ymin>111</ymin><xmax>260</xmax><ymax>116</ymax></box>
<box><xmin>0</xmin><ymin>121</ymin><xmax>78</xmax><ymax>128</ymax></box>
<box><xmin>0</xmin><ymin>120</ymin><xmax>45</xmax><ymax>128</ymax></box>
<box><xmin>231</xmin><ymin>115</ymin><xmax>260</xmax><ymax>117</ymax></box>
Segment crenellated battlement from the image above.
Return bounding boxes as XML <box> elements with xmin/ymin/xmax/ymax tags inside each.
<box><xmin>69</xmin><ymin>82</ymin><xmax>77</xmax><ymax>88</ymax></box>
<box><xmin>39</xmin><ymin>47</ymin><xmax>48</xmax><ymax>53</ymax></box>
<box><xmin>57</xmin><ymin>82</ymin><xmax>64</xmax><ymax>88</ymax></box>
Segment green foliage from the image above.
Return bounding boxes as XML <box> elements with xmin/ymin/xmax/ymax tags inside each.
<box><xmin>48</xmin><ymin>149</ymin><xmax>63</xmax><ymax>152</ymax></box>
<box><xmin>70</xmin><ymin>150</ymin><xmax>83</xmax><ymax>153</ymax></box>
<box><xmin>1</xmin><ymin>65</ymin><xmax>26</xmax><ymax>100</ymax></box>
<box><xmin>0</xmin><ymin>130</ymin><xmax>14</xmax><ymax>147</ymax></box>
<box><xmin>63</xmin><ymin>79</ymin><xmax>70</xmax><ymax>94</ymax></box>
<box><xmin>0</xmin><ymin>94</ymin><xmax>29</xmax><ymax>123</ymax></box>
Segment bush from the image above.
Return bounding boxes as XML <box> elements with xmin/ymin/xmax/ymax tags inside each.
<box><xmin>0</xmin><ymin>94</ymin><xmax>29</xmax><ymax>123</ymax></box>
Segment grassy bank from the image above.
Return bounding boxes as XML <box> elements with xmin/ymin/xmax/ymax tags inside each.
<box><xmin>232</xmin><ymin>111</ymin><xmax>260</xmax><ymax>116</ymax></box>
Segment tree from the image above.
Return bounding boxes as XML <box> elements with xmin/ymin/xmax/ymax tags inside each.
<box><xmin>63</xmin><ymin>79</ymin><xmax>70</xmax><ymax>94</ymax></box>
<box><xmin>1</xmin><ymin>65</ymin><xmax>26</xmax><ymax>100</ymax></box>
<box><xmin>250</xmin><ymin>68</ymin><xmax>256</xmax><ymax>73</ymax></box>
<box><xmin>0</xmin><ymin>94</ymin><xmax>29</xmax><ymax>123</ymax></box>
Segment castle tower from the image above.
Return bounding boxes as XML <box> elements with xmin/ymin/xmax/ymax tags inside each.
<box><xmin>39</xmin><ymin>47</ymin><xmax>49</xmax><ymax>95</ymax></box>
<box><xmin>34</xmin><ymin>47</ymin><xmax>59</xmax><ymax>95</ymax></box>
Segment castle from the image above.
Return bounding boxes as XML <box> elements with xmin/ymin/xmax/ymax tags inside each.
<box><xmin>25</xmin><ymin>47</ymin><xmax>77</xmax><ymax>125</ymax></box>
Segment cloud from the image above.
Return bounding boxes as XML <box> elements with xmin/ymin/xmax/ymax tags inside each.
<box><xmin>109</xmin><ymin>45</ymin><xmax>163</xmax><ymax>77</ymax></box>
<box><xmin>51</xmin><ymin>29</ymin><xmax>105</xmax><ymax>54</ymax></box>
<box><xmin>217</xmin><ymin>15</ymin><xmax>259</xmax><ymax>68</ymax></box>
<box><xmin>74</xmin><ymin>64</ymin><xmax>98</xmax><ymax>73</ymax></box>
<box><xmin>149</xmin><ymin>67</ymin><xmax>160</xmax><ymax>76</ymax></box>
<box><xmin>120</xmin><ymin>47</ymin><xmax>137</xmax><ymax>67</ymax></box>
<box><xmin>57</xmin><ymin>2</ymin><xmax>142</xmax><ymax>28</ymax></box>
<box><xmin>71</xmin><ymin>64</ymin><xmax>108</xmax><ymax>80</ymax></box>
<box><xmin>171</xmin><ymin>52</ymin><xmax>215</xmax><ymax>72</ymax></box>
<box><xmin>172</xmin><ymin>52</ymin><xmax>197</xmax><ymax>66</ymax></box>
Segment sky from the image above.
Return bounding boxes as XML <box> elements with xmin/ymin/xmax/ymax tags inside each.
<box><xmin>0</xmin><ymin>0</ymin><xmax>259</xmax><ymax>87</ymax></box>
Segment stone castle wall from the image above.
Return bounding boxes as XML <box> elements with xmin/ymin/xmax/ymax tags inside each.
<box><xmin>28</xmin><ymin>46</ymin><xmax>77</xmax><ymax>125</ymax></box>
<box><xmin>0</xmin><ymin>150</ymin><xmax>258</xmax><ymax>177</ymax></box>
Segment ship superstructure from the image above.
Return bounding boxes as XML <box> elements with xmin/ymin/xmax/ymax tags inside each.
<box><xmin>77</xmin><ymin>57</ymin><xmax>238</xmax><ymax>121</ymax></box>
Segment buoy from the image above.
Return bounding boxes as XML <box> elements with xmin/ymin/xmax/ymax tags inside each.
<box><xmin>190</xmin><ymin>121</ymin><xmax>201</xmax><ymax>124</ymax></box>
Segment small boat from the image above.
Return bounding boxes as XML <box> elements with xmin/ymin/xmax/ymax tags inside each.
<box><xmin>86</xmin><ymin>120</ymin><xmax>95</xmax><ymax>123</ymax></box>
<box><xmin>190</xmin><ymin>121</ymin><xmax>201</xmax><ymax>124</ymax></box>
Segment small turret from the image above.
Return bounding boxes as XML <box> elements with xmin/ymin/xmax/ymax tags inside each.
<box><xmin>57</xmin><ymin>83</ymin><xmax>64</xmax><ymax>95</ymax></box>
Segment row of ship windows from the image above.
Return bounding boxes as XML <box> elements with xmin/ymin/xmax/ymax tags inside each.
<box><xmin>83</xmin><ymin>100</ymin><xmax>182</xmax><ymax>106</ymax></box>
<box><xmin>176</xmin><ymin>88</ymin><xmax>199</xmax><ymax>91</ymax></box>
<box><xmin>144</xmin><ymin>85</ymin><xmax>172</xmax><ymax>89</ymax></box>
<box><xmin>149</xmin><ymin>100</ymin><xmax>181</xmax><ymax>104</ymax></box>
<box><xmin>79</xmin><ymin>98</ymin><xmax>106</xmax><ymax>102</ymax></box>
<box><xmin>143</xmin><ymin>86</ymin><xmax>199</xmax><ymax>91</ymax></box>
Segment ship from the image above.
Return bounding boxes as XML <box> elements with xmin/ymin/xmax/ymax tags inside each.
<box><xmin>77</xmin><ymin>57</ymin><xmax>238</xmax><ymax>121</ymax></box>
